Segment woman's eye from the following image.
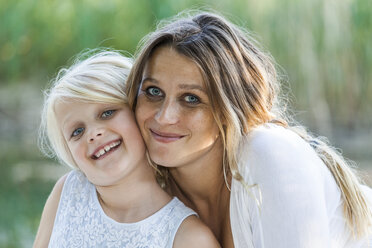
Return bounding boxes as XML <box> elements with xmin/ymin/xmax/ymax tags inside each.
<box><xmin>184</xmin><ymin>95</ymin><xmax>200</xmax><ymax>104</ymax></box>
<box><xmin>101</xmin><ymin>110</ymin><xmax>116</xmax><ymax>119</ymax></box>
<box><xmin>71</xmin><ymin>127</ymin><xmax>84</xmax><ymax>138</ymax></box>
<box><xmin>146</xmin><ymin>87</ymin><xmax>163</xmax><ymax>97</ymax></box>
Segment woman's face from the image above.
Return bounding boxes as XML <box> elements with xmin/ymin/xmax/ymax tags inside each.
<box><xmin>135</xmin><ymin>46</ymin><xmax>222</xmax><ymax>169</ymax></box>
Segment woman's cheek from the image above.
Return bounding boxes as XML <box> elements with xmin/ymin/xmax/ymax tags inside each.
<box><xmin>135</xmin><ymin>97</ymin><xmax>151</xmax><ymax>124</ymax></box>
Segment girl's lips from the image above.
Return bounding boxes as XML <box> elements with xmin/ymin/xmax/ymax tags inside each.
<box><xmin>150</xmin><ymin>129</ymin><xmax>185</xmax><ymax>143</ymax></box>
<box><xmin>91</xmin><ymin>139</ymin><xmax>122</xmax><ymax>160</ymax></box>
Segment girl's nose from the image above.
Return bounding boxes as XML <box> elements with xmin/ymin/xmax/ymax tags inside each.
<box><xmin>88</xmin><ymin>128</ymin><xmax>104</xmax><ymax>143</ymax></box>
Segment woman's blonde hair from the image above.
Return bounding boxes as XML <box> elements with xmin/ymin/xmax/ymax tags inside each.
<box><xmin>126</xmin><ymin>11</ymin><xmax>371</xmax><ymax>236</ymax></box>
<box><xmin>39</xmin><ymin>50</ymin><xmax>132</xmax><ymax>169</ymax></box>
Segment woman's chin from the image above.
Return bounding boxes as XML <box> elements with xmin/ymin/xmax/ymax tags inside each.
<box><xmin>149</xmin><ymin>153</ymin><xmax>175</xmax><ymax>168</ymax></box>
<box><xmin>152</xmin><ymin>157</ymin><xmax>170</xmax><ymax>168</ymax></box>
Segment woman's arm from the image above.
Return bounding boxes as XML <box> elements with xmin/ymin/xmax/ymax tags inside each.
<box><xmin>33</xmin><ymin>174</ymin><xmax>68</xmax><ymax>248</ymax></box>
<box><xmin>173</xmin><ymin>215</ymin><xmax>221</xmax><ymax>248</ymax></box>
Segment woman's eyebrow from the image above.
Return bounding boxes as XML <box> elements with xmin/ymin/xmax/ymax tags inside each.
<box><xmin>141</xmin><ymin>77</ymin><xmax>206</xmax><ymax>93</ymax></box>
<box><xmin>141</xmin><ymin>77</ymin><xmax>158</xmax><ymax>84</ymax></box>
<box><xmin>178</xmin><ymin>84</ymin><xmax>206</xmax><ymax>93</ymax></box>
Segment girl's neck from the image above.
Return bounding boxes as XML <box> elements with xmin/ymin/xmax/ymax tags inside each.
<box><xmin>96</xmin><ymin>161</ymin><xmax>171</xmax><ymax>223</ymax></box>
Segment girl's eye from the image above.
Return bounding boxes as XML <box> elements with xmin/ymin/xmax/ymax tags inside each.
<box><xmin>146</xmin><ymin>86</ymin><xmax>163</xmax><ymax>97</ymax></box>
<box><xmin>184</xmin><ymin>95</ymin><xmax>200</xmax><ymax>104</ymax></box>
<box><xmin>71</xmin><ymin>127</ymin><xmax>84</xmax><ymax>138</ymax></box>
<box><xmin>101</xmin><ymin>110</ymin><xmax>116</xmax><ymax>119</ymax></box>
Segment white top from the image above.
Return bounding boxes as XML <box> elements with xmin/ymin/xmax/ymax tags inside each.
<box><xmin>230</xmin><ymin>123</ymin><xmax>372</xmax><ymax>248</ymax></box>
<box><xmin>48</xmin><ymin>170</ymin><xmax>196</xmax><ymax>248</ymax></box>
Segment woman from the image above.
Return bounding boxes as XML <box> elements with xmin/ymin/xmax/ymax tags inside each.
<box><xmin>126</xmin><ymin>11</ymin><xmax>372</xmax><ymax>247</ymax></box>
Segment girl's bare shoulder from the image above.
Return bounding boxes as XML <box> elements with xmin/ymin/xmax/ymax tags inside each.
<box><xmin>173</xmin><ymin>215</ymin><xmax>221</xmax><ymax>248</ymax></box>
<box><xmin>33</xmin><ymin>173</ymin><xmax>69</xmax><ymax>248</ymax></box>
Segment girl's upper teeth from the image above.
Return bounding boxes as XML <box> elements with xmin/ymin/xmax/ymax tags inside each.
<box><xmin>94</xmin><ymin>140</ymin><xmax>121</xmax><ymax>158</ymax></box>
<box><xmin>98</xmin><ymin>149</ymin><xmax>105</xmax><ymax>156</ymax></box>
<box><xmin>104</xmin><ymin>145</ymin><xmax>110</xmax><ymax>152</ymax></box>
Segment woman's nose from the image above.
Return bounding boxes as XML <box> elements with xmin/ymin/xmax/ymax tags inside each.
<box><xmin>154</xmin><ymin>100</ymin><xmax>179</xmax><ymax>125</ymax></box>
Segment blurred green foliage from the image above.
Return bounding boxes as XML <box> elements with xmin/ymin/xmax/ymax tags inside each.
<box><xmin>1</xmin><ymin>0</ymin><xmax>371</xmax><ymax>129</ymax></box>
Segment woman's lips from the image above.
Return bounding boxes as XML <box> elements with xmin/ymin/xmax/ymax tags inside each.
<box><xmin>150</xmin><ymin>129</ymin><xmax>185</xmax><ymax>143</ymax></box>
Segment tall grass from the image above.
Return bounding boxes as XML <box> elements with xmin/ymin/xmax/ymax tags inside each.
<box><xmin>1</xmin><ymin>0</ymin><xmax>371</xmax><ymax>130</ymax></box>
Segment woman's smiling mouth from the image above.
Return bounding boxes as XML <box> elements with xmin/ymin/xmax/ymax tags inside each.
<box><xmin>150</xmin><ymin>129</ymin><xmax>185</xmax><ymax>143</ymax></box>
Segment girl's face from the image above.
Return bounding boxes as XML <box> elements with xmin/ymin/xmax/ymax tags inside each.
<box><xmin>55</xmin><ymin>100</ymin><xmax>146</xmax><ymax>186</ymax></box>
<box><xmin>135</xmin><ymin>46</ymin><xmax>222</xmax><ymax>169</ymax></box>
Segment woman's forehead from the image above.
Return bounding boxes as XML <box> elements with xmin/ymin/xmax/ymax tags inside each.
<box><xmin>143</xmin><ymin>46</ymin><xmax>205</xmax><ymax>87</ymax></box>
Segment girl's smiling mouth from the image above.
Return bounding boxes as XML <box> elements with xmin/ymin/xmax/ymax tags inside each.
<box><xmin>91</xmin><ymin>139</ymin><xmax>122</xmax><ymax>160</ymax></box>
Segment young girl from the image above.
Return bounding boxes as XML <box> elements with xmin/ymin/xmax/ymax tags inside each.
<box><xmin>33</xmin><ymin>51</ymin><xmax>220</xmax><ymax>248</ymax></box>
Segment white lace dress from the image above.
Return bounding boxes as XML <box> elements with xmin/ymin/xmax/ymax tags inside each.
<box><xmin>230</xmin><ymin>123</ymin><xmax>372</xmax><ymax>248</ymax></box>
<box><xmin>48</xmin><ymin>170</ymin><xmax>196</xmax><ymax>248</ymax></box>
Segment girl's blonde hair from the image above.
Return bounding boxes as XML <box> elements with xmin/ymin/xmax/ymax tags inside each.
<box><xmin>126</xmin><ymin>11</ymin><xmax>372</xmax><ymax>237</ymax></box>
<box><xmin>39</xmin><ymin>50</ymin><xmax>132</xmax><ymax>169</ymax></box>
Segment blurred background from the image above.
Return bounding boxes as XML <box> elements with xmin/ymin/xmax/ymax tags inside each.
<box><xmin>0</xmin><ymin>0</ymin><xmax>371</xmax><ymax>246</ymax></box>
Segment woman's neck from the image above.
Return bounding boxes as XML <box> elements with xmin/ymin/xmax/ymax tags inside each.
<box><xmin>166</xmin><ymin>141</ymin><xmax>231</xmax><ymax>241</ymax></box>
<box><xmin>96</xmin><ymin>161</ymin><xmax>171</xmax><ymax>223</ymax></box>
<box><xmin>169</xmin><ymin>165</ymin><xmax>227</xmax><ymax>204</ymax></box>
<box><xmin>167</xmin><ymin>138</ymin><xmax>227</xmax><ymax>205</ymax></box>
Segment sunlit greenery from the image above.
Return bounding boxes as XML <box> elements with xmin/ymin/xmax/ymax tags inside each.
<box><xmin>1</xmin><ymin>0</ymin><xmax>371</xmax><ymax>247</ymax></box>
<box><xmin>1</xmin><ymin>0</ymin><xmax>371</xmax><ymax>127</ymax></box>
